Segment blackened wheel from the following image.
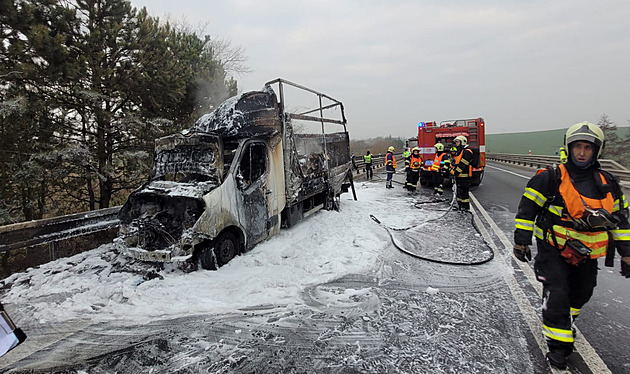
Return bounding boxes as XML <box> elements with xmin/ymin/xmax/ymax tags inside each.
<box><xmin>215</xmin><ymin>232</ymin><xmax>238</xmax><ymax>266</ymax></box>
<box><xmin>198</xmin><ymin>232</ymin><xmax>239</xmax><ymax>270</ymax></box>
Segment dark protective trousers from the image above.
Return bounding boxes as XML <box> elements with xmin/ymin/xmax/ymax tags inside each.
<box><xmin>386</xmin><ymin>165</ymin><xmax>395</xmax><ymax>188</ymax></box>
<box><xmin>431</xmin><ymin>171</ymin><xmax>444</xmax><ymax>187</ymax></box>
<box><xmin>455</xmin><ymin>177</ymin><xmax>471</xmax><ymax>210</ymax></box>
<box><xmin>405</xmin><ymin>169</ymin><xmax>419</xmax><ymax>190</ymax></box>
<box><xmin>534</xmin><ymin>239</ymin><xmax>598</xmax><ymax>354</ymax></box>
<box><xmin>365</xmin><ymin>164</ymin><xmax>373</xmax><ymax>179</ymax></box>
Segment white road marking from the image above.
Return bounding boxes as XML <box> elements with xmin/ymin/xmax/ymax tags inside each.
<box><xmin>471</xmin><ymin>192</ymin><xmax>612</xmax><ymax>374</ymax></box>
<box><xmin>485</xmin><ymin>164</ymin><xmax>532</xmax><ymax>180</ymax></box>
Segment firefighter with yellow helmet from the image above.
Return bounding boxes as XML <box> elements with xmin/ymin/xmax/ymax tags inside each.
<box><xmin>431</xmin><ymin>143</ymin><xmax>447</xmax><ymax>195</ymax></box>
<box><xmin>513</xmin><ymin>121</ymin><xmax>630</xmax><ymax>370</ymax></box>
<box><xmin>451</xmin><ymin>135</ymin><xmax>474</xmax><ymax>210</ymax></box>
<box><xmin>385</xmin><ymin>146</ymin><xmax>397</xmax><ymax>188</ymax></box>
<box><xmin>405</xmin><ymin>147</ymin><xmax>423</xmax><ymax>192</ymax></box>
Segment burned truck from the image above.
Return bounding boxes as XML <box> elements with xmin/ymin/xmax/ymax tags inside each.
<box><xmin>115</xmin><ymin>79</ymin><xmax>355</xmax><ymax>269</ymax></box>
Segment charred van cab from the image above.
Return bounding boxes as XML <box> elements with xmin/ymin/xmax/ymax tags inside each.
<box><xmin>115</xmin><ymin>79</ymin><xmax>354</xmax><ymax>270</ymax></box>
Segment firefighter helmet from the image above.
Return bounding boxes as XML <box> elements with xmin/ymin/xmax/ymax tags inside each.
<box><xmin>434</xmin><ymin>143</ymin><xmax>444</xmax><ymax>152</ymax></box>
<box><xmin>388</xmin><ymin>146</ymin><xmax>395</xmax><ymax>152</ymax></box>
<box><xmin>564</xmin><ymin>121</ymin><xmax>604</xmax><ymax>158</ymax></box>
<box><xmin>454</xmin><ymin>135</ymin><xmax>467</xmax><ymax>146</ymax></box>
<box><xmin>450</xmin><ymin>146</ymin><xmax>458</xmax><ymax>152</ymax></box>
<box><xmin>412</xmin><ymin>146</ymin><xmax>420</xmax><ymax>153</ymax></box>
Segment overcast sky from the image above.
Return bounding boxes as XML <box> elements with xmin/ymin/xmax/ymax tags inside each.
<box><xmin>130</xmin><ymin>0</ymin><xmax>630</xmax><ymax>139</ymax></box>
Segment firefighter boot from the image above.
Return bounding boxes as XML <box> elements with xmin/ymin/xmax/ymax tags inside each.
<box><xmin>436</xmin><ymin>184</ymin><xmax>443</xmax><ymax>195</ymax></box>
<box><xmin>546</xmin><ymin>352</ymin><xmax>568</xmax><ymax>370</ymax></box>
<box><xmin>546</xmin><ymin>340</ymin><xmax>573</xmax><ymax>370</ymax></box>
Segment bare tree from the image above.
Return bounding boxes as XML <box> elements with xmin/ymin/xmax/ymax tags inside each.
<box><xmin>209</xmin><ymin>38</ymin><xmax>253</xmax><ymax>76</ymax></box>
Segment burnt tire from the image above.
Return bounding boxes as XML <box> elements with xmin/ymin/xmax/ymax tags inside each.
<box><xmin>199</xmin><ymin>232</ymin><xmax>239</xmax><ymax>270</ymax></box>
<box><xmin>215</xmin><ymin>232</ymin><xmax>238</xmax><ymax>266</ymax></box>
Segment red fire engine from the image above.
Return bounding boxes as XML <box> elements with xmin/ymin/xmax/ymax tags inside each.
<box><xmin>417</xmin><ymin>117</ymin><xmax>486</xmax><ymax>186</ymax></box>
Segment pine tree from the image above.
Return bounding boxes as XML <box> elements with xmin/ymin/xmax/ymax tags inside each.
<box><xmin>1</xmin><ymin>0</ymin><xmax>238</xmax><ymax>222</ymax></box>
<box><xmin>598</xmin><ymin>114</ymin><xmax>622</xmax><ymax>161</ymax></box>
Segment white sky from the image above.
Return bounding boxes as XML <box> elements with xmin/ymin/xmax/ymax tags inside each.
<box><xmin>129</xmin><ymin>0</ymin><xmax>630</xmax><ymax>138</ymax></box>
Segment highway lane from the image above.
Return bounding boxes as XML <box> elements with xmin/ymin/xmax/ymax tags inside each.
<box><xmin>2</xmin><ymin>165</ymin><xmax>627</xmax><ymax>373</ymax></box>
<box><xmin>473</xmin><ymin>161</ymin><xmax>630</xmax><ymax>374</ymax></box>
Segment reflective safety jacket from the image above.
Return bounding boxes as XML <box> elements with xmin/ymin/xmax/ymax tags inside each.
<box><xmin>453</xmin><ymin>147</ymin><xmax>473</xmax><ymax>177</ymax></box>
<box><xmin>363</xmin><ymin>154</ymin><xmax>372</xmax><ymax>164</ymax></box>
<box><xmin>431</xmin><ymin>153</ymin><xmax>446</xmax><ymax>171</ymax></box>
<box><xmin>514</xmin><ymin>164</ymin><xmax>630</xmax><ymax>259</ymax></box>
<box><xmin>410</xmin><ymin>154</ymin><xmax>422</xmax><ymax>170</ymax></box>
<box><xmin>403</xmin><ymin>151</ymin><xmax>411</xmax><ymax>169</ymax></box>
<box><xmin>386</xmin><ymin>152</ymin><xmax>396</xmax><ymax>172</ymax></box>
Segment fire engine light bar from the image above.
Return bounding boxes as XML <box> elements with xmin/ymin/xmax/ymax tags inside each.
<box><xmin>418</xmin><ymin>122</ymin><xmax>425</xmax><ymax>128</ymax></box>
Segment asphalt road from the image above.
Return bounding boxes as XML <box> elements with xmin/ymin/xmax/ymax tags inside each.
<box><xmin>474</xmin><ymin>161</ymin><xmax>630</xmax><ymax>374</ymax></box>
<box><xmin>2</xmin><ymin>164</ymin><xmax>629</xmax><ymax>374</ymax></box>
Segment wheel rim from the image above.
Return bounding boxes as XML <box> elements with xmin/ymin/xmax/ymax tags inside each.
<box><xmin>217</xmin><ymin>236</ymin><xmax>236</xmax><ymax>264</ymax></box>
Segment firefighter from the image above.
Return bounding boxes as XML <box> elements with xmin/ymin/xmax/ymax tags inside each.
<box><xmin>385</xmin><ymin>146</ymin><xmax>396</xmax><ymax>188</ymax></box>
<box><xmin>451</xmin><ymin>135</ymin><xmax>474</xmax><ymax>211</ymax></box>
<box><xmin>363</xmin><ymin>150</ymin><xmax>373</xmax><ymax>180</ymax></box>
<box><xmin>431</xmin><ymin>143</ymin><xmax>447</xmax><ymax>195</ymax></box>
<box><xmin>405</xmin><ymin>147</ymin><xmax>422</xmax><ymax>192</ymax></box>
<box><xmin>513</xmin><ymin>122</ymin><xmax>630</xmax><ymax>370</ymax></box>
<box><xmin>402</xmin><ymin>148</ymin><xmax>411</xmax><ymax>172</ymax></box>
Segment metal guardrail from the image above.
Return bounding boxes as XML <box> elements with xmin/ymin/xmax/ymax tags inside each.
<box><xmin>0</xmin><ymin>207</ymin><xmax>121</xmax><ymax>253</ymax></box>
<box><xmin>0</xmin><ymin>207</ymin><xmax>121</xmax><ymax>278</ymax></box>
<box><xmin>487</xmin><ymin>153</ymin><xmax>630</xmax><ymax>181</ymax></box>
<box><xmin>351</xmin><ymin>152</ymin><xmax>402</xmax><ymax>176</ymax></box>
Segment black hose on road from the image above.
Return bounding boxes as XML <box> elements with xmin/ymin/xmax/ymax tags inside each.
<box><xmin>370</xmin><ymin>186</ymin><xmax>495</xmax><ymax>266</ymax></box>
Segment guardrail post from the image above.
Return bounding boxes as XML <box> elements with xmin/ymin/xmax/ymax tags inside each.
<box><xmin>49</xmin><ymin>241</ymin><xmax>59</xmax><ymax>261</ymax></box>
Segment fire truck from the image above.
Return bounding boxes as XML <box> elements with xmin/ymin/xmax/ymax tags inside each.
<box><xmin>417</xmin><ymin>117</ymin><xmax>486</xmax><ymax>187</ymax></box>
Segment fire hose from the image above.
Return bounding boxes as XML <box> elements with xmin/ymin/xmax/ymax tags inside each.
<box><xmin>370</xmin><ymin>180</ymin><xmax>495</xmax><ymax>265</ymax></box>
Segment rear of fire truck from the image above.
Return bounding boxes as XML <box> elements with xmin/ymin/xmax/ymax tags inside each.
<box><xmin>418</xmin><ymin>118</ymin><xmax>486</xmax><ymax>187</ymax></box>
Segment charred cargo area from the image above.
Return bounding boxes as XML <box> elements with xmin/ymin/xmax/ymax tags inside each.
<box><xmin>293</xmin><ymin>132</ymin><xmax>351</xmax><ymax>202</ymax></box>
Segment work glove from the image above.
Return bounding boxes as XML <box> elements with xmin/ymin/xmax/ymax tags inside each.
<box><xmin>513</xmin><ymin>244</ymin><xmax>531</xmax><ymax>262</ymax></box>
<box><xmin>621</xmin><ymin>257</ymin><xmax>630</xmax><ymax>278</ymax></box>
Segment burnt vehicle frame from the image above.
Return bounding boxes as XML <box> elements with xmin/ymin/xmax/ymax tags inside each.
<box><xmin>115</xmin><ymin>79</ymin><xmax>355</xmax><ymax>269</ymax></box>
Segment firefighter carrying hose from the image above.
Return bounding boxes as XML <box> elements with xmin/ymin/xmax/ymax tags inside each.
<box><xmin>385</xmin><ymin>146</ymin><xmax>396</xmax><ymax>189</ymax></box>
<box><xmin>513</xmin><ymin>121</ymin><xmax>630</xmax><ymax>370</ymax></box>
<box><xmin>451</xmin><ymin>135</ymin><xmax>474</xmax><ymax>211</ymax></box>
<box><xmin>405</xmin><ymin>147</ymin><xmax>422</xmax><ymax>192</ymax></box>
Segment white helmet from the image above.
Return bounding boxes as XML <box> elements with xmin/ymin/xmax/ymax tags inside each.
<box><xmin>565</xmin><ymin>121</ymin><xmax>604</xmax><ymax>158</ymax></box>
<box><xmin>454</xmin><ymin>135</ymin><xmax>467</xmax><ymax>146</ymax></box>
